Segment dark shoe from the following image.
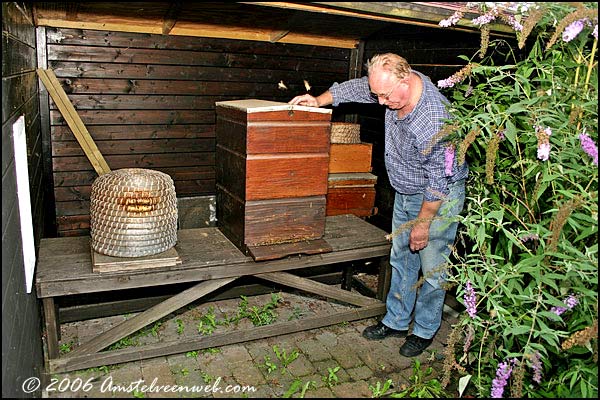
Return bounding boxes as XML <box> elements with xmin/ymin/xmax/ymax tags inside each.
<box><xmin>400</xmin><ymin>334</ymin><xmax>433</xmax><ymax>357</ymax></box>
<box><xmin>362</xmin><ymin>322</ymin><xmax>408</xmax><ymax>340</ymax></box>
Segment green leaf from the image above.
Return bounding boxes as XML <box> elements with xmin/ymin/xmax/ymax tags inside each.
<box><xmin>504</xmin><ymin>325</ymin><xmax>532</xmax><ymax>339</ymax></box>
<box><xmin>486</xmin><ymin>209</ymin><xmax>504</xmax><ymax>223</ymax></box>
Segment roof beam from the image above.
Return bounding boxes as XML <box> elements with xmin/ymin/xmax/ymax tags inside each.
<box><xmin>162</xmin><ymin>1</ymin><xmax>182</xmax><ymax>35</ymax></box>
<box><xmin>243</xmin><ymin>1</ymin><xmax>513</xmax><ymax>35</ymax></box>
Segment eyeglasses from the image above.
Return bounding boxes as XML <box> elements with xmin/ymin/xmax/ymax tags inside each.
<box><xmin>372</xmin><ymin>80</ymin><xmax>401</xmax><ymax>100</ymax></box>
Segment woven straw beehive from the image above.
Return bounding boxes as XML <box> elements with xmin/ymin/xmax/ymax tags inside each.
<box><xmin>90</xmin><ymin>168</ymin><xmax>178</xmax><ymax>257</ymax></box>
<box><xmin>330</xmin><ymin>122</ymin><xmax>361</xmax><ymax>144</ymax></box>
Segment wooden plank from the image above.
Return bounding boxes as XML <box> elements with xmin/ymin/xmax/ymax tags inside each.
<box><xmin>91</xmin><ymin>247</ymin><xmax>182</xmax><ymax>273</ymax></box>
<box><xmin>37</xmin><ymin>68</ymin><xmax>110</xmax><ymax>175</ymax></box>
<box><xmin>2</xmin><ymin>33</ymin><xmax>36</xmax><ymax>76</ymax></box>
<box><xmin>248</xmin><ymin>238</ymin><xmax>332</xmax><ymax>262</ymax></box>
<box><xmin>68</xmin><ymin>277</ymin><xmax>237</xmax><ymax>356</ymax></box>
<box><xmin>4</xmin><ymin>2</ymin><xmax>36</xmax><ymax>45</ymax></box>
<box><xmin>246</xmin><ymin>2</ymin><xmax>513</xmax><ymax>34</ymax></box>
<box><xmin>328</xmin><ymin>172</ymin><xmax>377</xmax><ymax>188</ymax></box>
<box><xmin>351</xmin><ymin>275</ymin><xmax>377</xmax><ymax>298</ymax></box>
<box><xmin>42</xmin><ymin>298</ymin><xmax>59</xmax><ymax>359</ymax></box>
<box><xmin>47</xmin><ymin>92</ymin><xmax>221</xmax><ymax>110</ymax></box>
<box><xmin>255</xmin><ymin>271</ymin><xmax>379</xmax><ymax>307</ymax></box>
<box><xmin>37</xmin><ymin>26</ymin><xmax>58</xmax><ymax>237</ymax></box>
<box><xmin>45</xmin><ymin>27</ymin><xmax>350</xmax><ymax>60</ymax></box>
<box><xmin>49</xmin><ymin>61</ymin><xmax>341</xmax><ymax>87</ymax></box>
<box><xmin>53</xmin><ymin>166</ymin><xmax>215</xmax><ymax>186</ymax></box>
<box><xmin>49</xmin><ymin>76</ymin><xmax>329</xmax><ymax>98</ymax></box>
<box><xmin>51</xmin><ymin>138</ymin><xmax>215</xmax><ymax>156</ymax></box>
<box><xmin>47</xmin><ymin>44</ymin><xmax>349</xmax><ymax>73</ymax></box>
<box><xmin>2</xmin><ymin>70</ymin><xmax>38</xmax><ymax>124</ymax></box>
<box><xmin>34</xmin><ymin>2</ymin><xmax>166</xmax><ymax>35</ymax></box>
<box><xmin>52</xmin><ymin>152</ymin><xmax>215</xmax><ymax>171</ymax></box>
<box><xmin>49</xmin><ymin>302</ymin><xmax>386</xmax><ymax>373</ymax></box>
<box><xmin>50</xmin><ymin>109</ymin><xmax>215</xmax><ymax>125</ymax></box>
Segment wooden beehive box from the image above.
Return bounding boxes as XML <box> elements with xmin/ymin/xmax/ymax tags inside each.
<box><xmin>326</xmin><ymin>172</ymin><xmax>377</xmax><ymax>217</ymax></box>
<box><xmin>215</xmin><ymin>99</ymin><xmax>332</xmax><ymax>261</ymax></box>
<box><xmin>329</xmin><ymin>143</ymin><xmax>373</xmax><ymax>173</ymax></box>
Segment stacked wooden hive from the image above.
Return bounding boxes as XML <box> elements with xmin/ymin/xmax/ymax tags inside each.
<box><xmin>326</xmin><ymin>122</ymin><xmax>377</xmax><ymax>217</ymax></box>
<box><xmin>215</xmin><ymin>99</ymin><xmax>332</xmax><ymax>261</ymax></box>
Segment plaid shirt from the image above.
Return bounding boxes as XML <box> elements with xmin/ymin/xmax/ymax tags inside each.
<box><xmin>329</xmin><ymin>71</ymin><xmax>468</xmax><ymax>202</ymax></box>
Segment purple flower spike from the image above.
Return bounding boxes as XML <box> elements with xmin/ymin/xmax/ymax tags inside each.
<box><xmin>491</xmin><ymin>361</ymin><xmax>513</xmax><ymax>398</ymax></box>
<box><xmin>563</xmin><ymin>19</ymin><xmax>585</xmax><ymax>42</ymax></box>
<box><xmin>537</xmin><ymin>143</ymin><xmax>551</xmax><ymax>161</ymax></box>
<box><xmin>444</xmin><ymin>145</ymin><xmax>455</xmax><ymax>176</ymax></box>
<box><xmin>464</xmin><ymin>280</ymin><xmax>477</xmax><ymax>318</ymax></box>
<box><xmin>579</xmin><ymin>133</ymin><xmax>598</xmax><ymax>165</ymax></box>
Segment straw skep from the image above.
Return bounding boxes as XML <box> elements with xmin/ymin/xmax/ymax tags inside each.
<box><xmin>330</xmin><ymin>122</ymin><xmax>361</xmax><ymax>144</ymax></box>
<box><xmin>90</xmin><ymin>168</ymin><xmax>178</xmax><ymax>257</ymax></box>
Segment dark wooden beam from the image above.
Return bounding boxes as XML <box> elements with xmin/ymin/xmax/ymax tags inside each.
<box><xmin>162</xmin><ymin>1</ymin><xmax>182</xmax><ymax>35</ymax></box>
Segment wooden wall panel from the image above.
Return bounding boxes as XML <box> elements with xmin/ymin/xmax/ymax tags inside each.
<box><xmin>2</xmin><ymin>2</ymin><xmax>45</xmax><ymax>397</ymax></box>
<box><xmin>44</xmin><ymin>27</ymin><xmax>351</xmax><ymax>236</ymax></box>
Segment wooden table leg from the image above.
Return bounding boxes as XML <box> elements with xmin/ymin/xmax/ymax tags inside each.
<box><xmin>43</xmin><ymin>298</ymin><xmax>59</xmax><ymax>359</ymax></box>
<box><xmin>341</xmin><ymin>261</ymin><xmax>355</xmax><ymax>291</ymax></box>
<box><xmin>376</xmin><ymin>256</ymin><xmax>391</xmax><ymax>302</ymax></box>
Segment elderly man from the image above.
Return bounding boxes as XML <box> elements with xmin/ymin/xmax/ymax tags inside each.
<box><xmin>289</xmin><ymin>53</ymin><xmax>467</xmax><ymax>357</ymax></box>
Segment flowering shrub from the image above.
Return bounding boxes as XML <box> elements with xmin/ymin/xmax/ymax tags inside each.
<box><xmin>436</xmin><ymin>2</ymin><xmax>598</xmax><ymax>398</ymax></box>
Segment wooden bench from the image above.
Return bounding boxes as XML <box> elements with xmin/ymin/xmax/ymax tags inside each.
<box><xmin>36</xmin><ymin>214</ymin><xmax>392</xmax><ymax>373</ymax></box>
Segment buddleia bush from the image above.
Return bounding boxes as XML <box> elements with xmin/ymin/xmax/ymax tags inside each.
<box><xmin>436</xmin><ymin>3</ymin><xmax>598</xmax><ymax>398</ymax></box>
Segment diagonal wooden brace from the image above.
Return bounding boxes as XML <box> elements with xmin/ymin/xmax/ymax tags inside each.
<box><xmin>37</xmin><ymin>68</ymin><xmax>111</xmax><ymax>175</ymax></box>
<box><xmin>254</xmin><ymin>271</ymin><xmax>380</xmax><ymax>307</ymax></box>
<box><xmin>69</xmin><ymin>277</ymin><xmax>237</xmax><ymax>357</ymax></box>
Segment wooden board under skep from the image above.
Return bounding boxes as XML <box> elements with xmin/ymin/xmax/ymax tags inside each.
<box><xmin>328</xmin><ymin>172</ymin><xmax>377</xmax><ymax>188</ymax></box>
<box><xmin>91</xmin><ymin>246</ymin><xmax>181</xmax><ymax>273</ymax></box>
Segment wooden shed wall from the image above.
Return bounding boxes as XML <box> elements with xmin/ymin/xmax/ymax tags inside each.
<box><xmin>2</xmin><ymin>2</ymin><xmax>45</xmax><ymax>397</ymax></box>
<box><xmin>39</xmin><ymin>27</ymin><xmax>352</xmax><ymax>236</ymax></box>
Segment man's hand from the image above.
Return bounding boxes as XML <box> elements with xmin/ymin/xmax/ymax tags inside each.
<box><xmin>289</xmin><ymin>94</ymin><xmax>319</xmax><ymax>107</ymax></box>
<box><xmin>409</xmin><ymin>221</ymin><xmax>430</xmax><ymax>252</ymax></box>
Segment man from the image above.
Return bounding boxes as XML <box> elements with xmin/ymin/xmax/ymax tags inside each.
<box><xmin>289</xmin><ymin>53</ymin><xmax>467</xmax><ymax>357</ymax></box>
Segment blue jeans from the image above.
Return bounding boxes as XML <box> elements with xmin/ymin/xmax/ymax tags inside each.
<box><xmin>382</xmin><ymin>180</ymin><xmax>465</xmax><ymax>339</ymax></box>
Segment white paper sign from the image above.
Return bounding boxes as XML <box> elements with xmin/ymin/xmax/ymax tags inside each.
<box><xmin>12</xmin><ymin>115</ymin><xmax>36</xmax><ymax>293</ymax></box>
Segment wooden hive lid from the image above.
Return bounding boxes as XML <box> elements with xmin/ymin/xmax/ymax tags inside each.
<box><xmin>215</xmin><ymin>99</ymin><xmax>332</xmax><ymax>114</ymax></box>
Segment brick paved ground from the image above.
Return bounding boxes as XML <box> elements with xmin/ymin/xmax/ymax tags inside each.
<box><xmin>42</xmin><ymin>288</ymin><xmax>460</xmax><ymax>398</ymax></box>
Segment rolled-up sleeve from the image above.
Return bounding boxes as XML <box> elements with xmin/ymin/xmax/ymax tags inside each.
<box><xmin>421</xmin><ymin>142</ymin><xmax>449</xmax><ymax>202</ymax></box>
<box><xmin>414</xmin><ymin>110</ymin><xmax>451</xmax><ymax>202</ymax></box>
<box><xmin>329</xmin><ymin>77</ymin><xmax>377</xmax><ymax>106</ymax></box>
